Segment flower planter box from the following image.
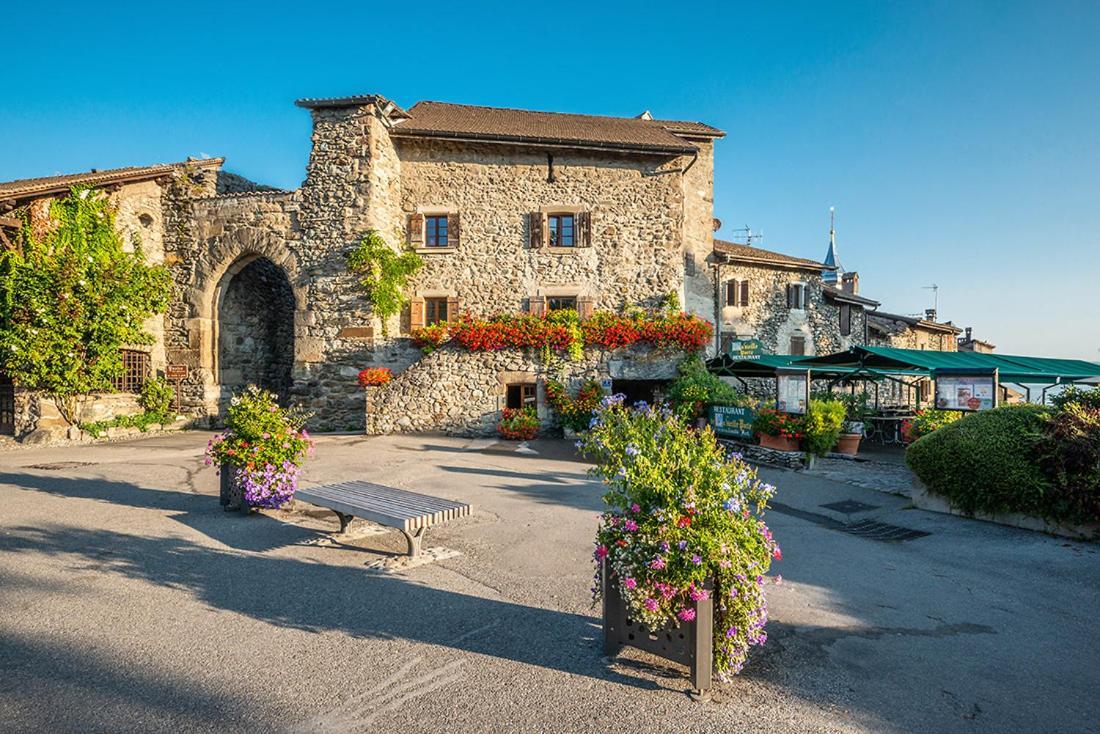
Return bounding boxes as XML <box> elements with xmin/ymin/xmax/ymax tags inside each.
<box><xmin>601</xmin><ymin>559</ymin><xmax>713</xmax><ymax>692</ymax></box>
<box><xmin>833</xmin><ymin>433</ymin><xmax>862</xmax><ymax>456</ymax></box>
<box><xmin>218</xmin><ymin>464</ymin><xmax>250</xmax><ymax>514</ymax></box>
<box><xmin>758</xmin><ymin>434</ymin><xmax>800</xmax><ymax>452</ymax></box>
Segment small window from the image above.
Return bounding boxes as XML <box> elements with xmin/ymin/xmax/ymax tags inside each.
<box><xmin>547</xmin><ymin>296</ymin><xmax>578</xmax><ymax>312</ymax></box>
<box><xmin>725</xmin><ymin>280</ymin><xmax>738</xmax><ymax>306</ymax></box>
<box><xmin>506</xmin><ymin>383</ymin><xmax>537</xmax><ymax>410</ymax></box>
<box><xmin>790</xmin><ymin>336</ymin><xmax>806</xmax><ymax>356</ymax></box>
<box><xmin>548</xmin><ymin>214</ymin><xmax>575</xmax><ymax>247</ymax></box>
<box><xmin>840</xmin><ymin>304</ymin><xmax>852</xmax><ymax>336</ymax></box>
<box><xmin>425</xmin><ymin>297</ymin><xmax>449</xmax><ymax>325</ymax></box>
<box><xmin>787</xmin><ymin>283</ymin><xmax>807</xmax><ymax>310</ymax></box>
<box><xmin>425</xmin><ymin>215</ymin><xmax>449</xmax><ymax>247</ymax></box>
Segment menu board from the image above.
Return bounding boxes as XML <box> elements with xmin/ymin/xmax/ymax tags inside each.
<box><xmin>710</xmin><ymin>405</ymin><xmax>755</xmax><ymax>439</ymax></box>
<box><xmin>776</xmin><ymin>371</ymin><xmax>809</xmax><ymax>414</ymax></box>
<box><xmin>936</xmin><ymin>375</ymin><xmax>996</xmax><ymax>411</ymax></box>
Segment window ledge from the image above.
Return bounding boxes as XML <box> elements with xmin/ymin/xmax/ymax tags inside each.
<box><xmin>541</xmin><ymin>246</ymin><xmax>588</xmax><ymax>254</ymax></box>
<box><xmin>415</xmin><ymin>247</ymin><xmax>456</xmax><ymax>255</ymax></box>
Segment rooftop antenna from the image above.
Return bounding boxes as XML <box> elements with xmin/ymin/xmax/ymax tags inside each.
<box><xmin>726</xmin><ymin>225</ymin><xmax>764</xmax><ymax>246</ymax></box>
<box><xmin>923</xmin><ymin>283</ymin><xmax>939</xmax><ymax>313</ymax></box>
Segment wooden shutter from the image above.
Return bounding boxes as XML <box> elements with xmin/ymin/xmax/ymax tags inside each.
<box><xmin>725</xmin><ymin>280</ymin><xmax>737</xmax><ymax>306</ymax></box>
<box><xmin>409</xmin><ymin>297</ymin><xmax>425</xmax><ymax>331</ymax></box>
<box><xmin>577</xmin><ymin>211</ymin><xmax>592</xmax><ymax>247</ymax></box>
<box><xmin>448</xmin><ymin>212</ymin><xmax>460</xmax><ymax>247</ymax></box>
<box><xmin>528</xmin><ymin>295</ymin><xmax>547</xmax><ymax>317</ymax></box>
<box><xmin>408</xmin><ymin>213</ymin><xmax>424</xmax><ymax>246</ymax></box>
<box><xmin>740</xmin><ymin>280</ymin><xmax>750</xmax><ymax>307</ymax></box>
<box><xmin>529</xmin><ymin>212</ymin><xmax>544</xmax><ymax>248</ymax></box>
<box><xmin>786</xmin><ymin>284</ymin><xmax>793</xmax><ymax>308</ymax></box>
<box><xmin>446</xmin><ymin>295</ymin><xmax>460</xmax><ymax>322</ymax></box>
<box><xmin>577</xmin><ymin>296</ymin><xmax>595</xmax><ymax>321</ymax></box>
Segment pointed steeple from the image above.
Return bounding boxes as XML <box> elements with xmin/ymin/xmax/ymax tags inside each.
<box><xmin>823</xmin><ymin>207</ymin><xmax>842</xmax><ymax>283</ymax></box>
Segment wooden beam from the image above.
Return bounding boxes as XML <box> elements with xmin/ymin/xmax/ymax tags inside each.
<box><xmin>0</xmin><ymin>216</ymin><xmax>20</xmax><ymax>228</ymax></box>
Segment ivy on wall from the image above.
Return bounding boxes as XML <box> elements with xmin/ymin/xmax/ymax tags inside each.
<box><xmin>0</xmin><ymin>187</ymin><xmax>171</xmax><ymax>423</ymax></box>
<box><xmin>345</xmin><ymin>229</ymin><xmax>423</xmax><ymax>337</ymax></box>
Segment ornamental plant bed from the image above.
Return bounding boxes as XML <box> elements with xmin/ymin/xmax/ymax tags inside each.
<box><xmin>759</xmin><ymin>433</ymin><xmax>801</xmax><ymax>452</ymax></box>
<box><xmin>583</xmin><ymin>395</ymin><xmax>781</xmax><ymax>687</ymax></box>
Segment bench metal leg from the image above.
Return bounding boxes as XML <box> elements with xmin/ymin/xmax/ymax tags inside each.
<box><xmin>334</xmin><ymin>511</ymin><xmax>353</xmax><ymax>534</ymax></box>
<box><xmin>400</xmin><ymin>526</ymin><xmax>427</xmax><ymax>558</ymax></box>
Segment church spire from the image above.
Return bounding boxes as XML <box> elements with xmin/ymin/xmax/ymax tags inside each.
<box><xmin>822</xmin><ymin>206</ymin><xmax>842</xmax><ymax>283</ymax></box>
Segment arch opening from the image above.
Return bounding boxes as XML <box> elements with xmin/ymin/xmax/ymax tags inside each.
<box><xmin>217</xmin><ymin>257</ymin><xmax>296</xmax><ymax>404</ymax></box>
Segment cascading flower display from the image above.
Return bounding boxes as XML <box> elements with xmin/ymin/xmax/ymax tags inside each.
<box><xmin>358</xmin><ymin>367</ymin><xmax>393</xmax><ymax>387</ymax></box>
<box><xmin>204</xmin><ymin>385</ymin><xmax>314</xmax><ymax>509</ymax></box>
<box><xmin>582</xmin><ymin>396</ymin><xmax>781</xmax><ymax>678</ymax></box>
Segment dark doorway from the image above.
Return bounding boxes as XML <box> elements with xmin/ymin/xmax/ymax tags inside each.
<box><xmin>611</xmin><ymin>380</ymin><xmax>668</xmax><ymax>408</ymax></box>
<box><xmin>0</xmin><ymin>374</ymin><xmax>14</xmax><ymax>436</ymax></box>
<box><xmin>218</xmin><ymin>258</ymin><xmax>295</xmax><ymax>403</ymax></box>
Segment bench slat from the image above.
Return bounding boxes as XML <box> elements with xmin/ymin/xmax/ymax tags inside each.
<box><xmin>311</xmin><ymin>485</ymin><xmax>465</xmax><ymax>523</ymax></box>
<box><xmin>295</xmin><ymin>481</ymin><xmax>470</xmax><ymax>534</ymax></box>
<box><xmin>321</xmin><ymin>481</ymin><xmax>463</xmax><ymax>516</ymax></box>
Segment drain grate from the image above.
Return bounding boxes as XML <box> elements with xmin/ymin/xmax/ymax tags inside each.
<box><xmin>841</xmin><ymin>519</ymin><xmax>930</xmax><ymax>542</ymax></box>
<box><xmin>820</xmin><ymin>500</ymin><xmax>879</xmax><ymax>514</ymax></box>
<box><xmin>26</xmin><ymin>461</ymin><xmax>97</xmax><ymax>470</ymax></box>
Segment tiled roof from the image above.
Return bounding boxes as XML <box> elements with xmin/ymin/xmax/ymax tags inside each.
<box><xmin>868</xmin><ymin>311</ymin><xmax>963</xmax><ymax>334</ymax></box>
<box><xmin>389</xmin><ymin>101</ymin><xmax>716</xmax><ymax>153</ymax></box>
<box><xmin>713</xmin><ymin>239</ymin><xmax>829</xmax><ymax>271</ymax></box>
<box><xmin>0</xmin><ymin>159</ymin><xmax>223</xmax><ymax>202</ymax></box>
<box><xmin>823</xmin><ymin>284</ymin><xmax>880</xmax><ymax>307</ymax></box>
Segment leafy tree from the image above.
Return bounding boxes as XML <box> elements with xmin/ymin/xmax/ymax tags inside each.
<box><xmin>0</xmin><ymin>187</ymin><xmax>171</xmax><ymax>423</ymax></box>
<box><xmin>345</xmin><ymin>229</ymin><xmax>422</xmax><ymax>337</ymax></box>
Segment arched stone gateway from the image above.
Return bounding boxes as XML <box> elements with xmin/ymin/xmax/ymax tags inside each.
<box><xmin>217</xmin><ymin>256</ymin><xmax>296</xmax><ymax>403</ymax></box>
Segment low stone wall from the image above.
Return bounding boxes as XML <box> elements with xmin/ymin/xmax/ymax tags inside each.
<box><xmin>719</xmin><ymin>439</ymin><xmax>806</xmax><ymax>470</ymax></box>
<box><xmin>15</xmin><ymin>390</ymin><xmax>143</xmax><ymax>443</ymax></box>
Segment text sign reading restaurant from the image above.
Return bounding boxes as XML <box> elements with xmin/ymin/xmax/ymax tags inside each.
<box><xmin>935</xmin><ymin>368</ymin><xmax>999</xmax><ymax>412</ymax></box>
<box><xmin>709</xmin><ymin>405</ymin><xmax>755</xmax><ymax>440</ymax></box>
<box><xmin>726</xmin><ymin>339</ymin><xmax>765</xmax><ymax>360</ymax></box>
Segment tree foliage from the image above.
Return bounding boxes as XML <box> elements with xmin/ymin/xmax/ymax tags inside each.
<box><xmin>345</xmin><ymin>230</ymin><xmax>422</xmax><ymax>337</ymax></box>
<box><xmin>0</xmin><ymin>187</ymin><xmax>171</xmax><ymax>422</ymax></box>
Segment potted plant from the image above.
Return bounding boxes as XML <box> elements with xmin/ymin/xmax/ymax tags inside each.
<box><xmin>753</xmin><ymin>408</ymin><xmax>804</xmax><ymax>452</ymax></box>
<box><xmin>582</xmin><ymin>395</ymin><xmax>780</xmax><ymax>688</ymax></box>
<box><xmin>498</xmin><ymin>406</ymin><xmax>540</xmax><ymax>441</ymax></box>
<box><xmin>832</xmin><ymin>392</ymin><xmax>870</xmax><ymax>455</ymax></box>
<box><xmin>803</xmin><ymin>399</ymin><xmax>847</xmax><ymax>465</ymax></box>
<box><xmin>546</xmin><ymin>378</ymin><xmax>603</xmax><ymax>438</ymax></box>
<box><xmin>205</xmin><ymin>385</ymin><xmax>314</xmax><ymax>512</ymax></box>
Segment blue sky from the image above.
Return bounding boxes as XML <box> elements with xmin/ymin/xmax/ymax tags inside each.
<box><xmin>3</xmin><ymin>1</ymin><xmax>1097</xmax><ymax>358</ymax></box>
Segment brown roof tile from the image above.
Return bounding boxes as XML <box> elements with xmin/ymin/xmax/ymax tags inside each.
<box><xmin>389</xmin><ymin>101</ymin><xmax>714</xmax><ymax>153</ymax></box>
<box><xmin>0</xmin><ymin>159</ymin><xmax>223</xmax><ymax>202</ymax></box>
<box><xmin>713</xmin><ymin>239</ymin><xmax>829</xmax><ymax>271</ymax></box>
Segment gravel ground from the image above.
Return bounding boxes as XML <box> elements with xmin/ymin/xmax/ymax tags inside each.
<box><xmin>1</xmin><ymin>432</ymin><xmax>1097</xmax><ymax>733</ymax></box>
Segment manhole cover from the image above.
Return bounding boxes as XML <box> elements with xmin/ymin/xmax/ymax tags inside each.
<box><xmin>841</xmin><ymin>519</ymin><xmax>930</xmax><ymax>542</ymax></box>
<box><xmin>820</xmin><ymin>500</ymin><xmax>879</xmax><ymax>514</ymax></box>
<box><xmin>26</xmin><ymin>461</ymin><xmax>97</xmax><ymax>470</ymax></box>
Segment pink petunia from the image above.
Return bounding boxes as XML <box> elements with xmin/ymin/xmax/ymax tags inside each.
<box><xmin>644</xmin><ymin>598</ymin><xmax>659</xmax><ymax>612</ymax></box>
<box><xmin>595</xmin><ymin>545</ymin><xmax>609</xmax><ymax>560</ymax></box>
<box><xmin>649</xmin><ymin>557</ymin><xmax>666</xmax><ymax>570</ymax></box>
<box><xmin>622</xmin><ymin>577</ymin><xmax>637</xmax><ymax>590</ymax></box>
<box><xmin>677</xmin><ymin>608</ymin><xmax>697</xmax><ymax>622</ymax></box>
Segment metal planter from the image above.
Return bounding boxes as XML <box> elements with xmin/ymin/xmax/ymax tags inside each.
<box><xmin>601</xmin><ymin>559</ymin><xmax>713</xmax><ymax>692</ymax></box>
<box><xmin>219</xmin><ymin>464</ymin><xmax>249</xmax><ymax>513</ymax></box>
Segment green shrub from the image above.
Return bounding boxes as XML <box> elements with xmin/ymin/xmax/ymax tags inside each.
<box><xmin>1051</xmin><ymin>386</ymin><xmax>1100</xmax><ymax>412</ymax></box>
<box><xmin>667</xmin><ymin>356</ymin><xmax>753</xmax><ymax>419</ymax></box>
<box><xmin>906</xmin><ymin>405</ymin><xmax>1053</xmax><ymax>518</ymax></box>
<box><xmin>1035</xmin><ymin>403</ymin><xmax>1100</xmax><ymax>524</ymax></box>
<box><xmin>139</xmin><ymin>376</ymin><xmax>174</xmax><ymax>417</ymax></box>
<box><xmin>902</xmin><ymin>409</ymin><xmax>963</xmax><ymax>442</ymax></box>
<box><xmin>803</xmin><ymin>399</ymin><xmax>847</xmax><ymax>457</ymax></box>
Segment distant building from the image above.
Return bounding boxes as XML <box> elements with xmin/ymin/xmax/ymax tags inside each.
<box><xmin>958</xmin><ymin>327</ymin><xmax>996</xmax><ymax>353</ymax></box>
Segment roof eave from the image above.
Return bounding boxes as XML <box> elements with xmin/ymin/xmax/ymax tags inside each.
<box><xmin>389</xmin><ymin>128</ymin><xmax>696</xmax><ymax>156</ymax></box>
<box><xmin>717</xmin><ymin>252</ymin><xmax>830</xmax><ymax>273</ymax></box>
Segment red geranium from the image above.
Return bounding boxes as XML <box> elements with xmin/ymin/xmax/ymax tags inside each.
<box><xmin>358</xmin><ymin>367</ymin><xmax>393</xmax><ymax>387</ymax></box>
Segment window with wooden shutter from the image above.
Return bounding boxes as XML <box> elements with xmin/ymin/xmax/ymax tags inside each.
<box><xmin>409</xmin><ymin>297</ymin><xmax>425</xmax><ymax>331</ymax></box>
<box><xmin>788</xmin><ymin>283</ymin><xmax>806</xmax><ymax>310</ymax></box>
<box><xmin>425</xmin><ymin>297</ymin><xmax>448</xmax><ymax>325</ymax></box>
<box><xmin>548</xmin><ymin>214</ymin><xmax>576</xmax><ymax>247</ymax></box>
<box><xmin>446</xmin><ymin>295</ymin><xmax>460</xmax><ymax>322</ymax></box>
<box><xmin>790</xmin><ymin>336</ymin><xmax>806</xmax><ymax>356</ymax></box>
<box><xmin>528</xmin><ymin>211</ymin><xmax>545</xmax><ymax>248</ymax></box>
<box><xmin>740</xmin><ymin>280</ymin><xmax>750</xmax><ymax>307</ymax></box>
<box><xmin>725</xmin><ymin>280</ymin><xmax>738</xmax><ymax>306</ymax></box>
<box><xmin>528</xmin><ymin>295</ymin><xmax>547</xmax><ymax>317</ymax></box>
<box><xmin>448</xmin><ymin>213</ymin><xmax>460</xmax><ymax>246</ymax></box>
<box><xmin>840</xmin><ymin>304</ymin><xmax>852</xmax><ymax>336</ymax></box>
<box><xmin>408</xmin><ymin>213</ymin><xmax>425</xmax><ymax>246</ymax></box>
<box><xmin>577</xmin><ymin>211</ymin><xmax>592</xmax><ymax>247</ymax></box>
<box><xmin>786</xmin><ymin>284</ymin><xmax>793</xmax><ymax>308</ymax></box>
<box><xmin>577</xmin><ymin>296</ymin><xmax>595</xmax><ymax>320</ymax></box>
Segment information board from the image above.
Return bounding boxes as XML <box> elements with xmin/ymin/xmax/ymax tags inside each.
<box><xmin>709</xmin><ymin>405</ymin><xmax>755</xmax><ymax>439</ymax></box>
<box><xmin>776</xmin><ymin>370</ymin><xmax>809</xmax><ymax>414</ymax></box>
<box><xmin>935</xmin><ymin>373</ymin><xmax>997</xmax><ymax>412</ymax></box>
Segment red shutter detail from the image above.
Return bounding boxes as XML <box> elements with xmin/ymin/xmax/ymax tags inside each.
<box><xmin>408</xmin><ymin>213</ymin><xmax>424</xmax><ymax>246</ymax></box>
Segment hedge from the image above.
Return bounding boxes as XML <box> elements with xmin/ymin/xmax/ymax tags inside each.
<box><xmin>906</xmin><ymin>405</ymin><xmax>1054</xmax><ymax>519</ymax></box>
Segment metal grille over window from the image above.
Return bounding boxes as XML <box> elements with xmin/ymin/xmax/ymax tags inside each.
<box><xmin>112</xmin><ymin>350</ymin><xmax>150</xmax><ymax>393</ymax></box>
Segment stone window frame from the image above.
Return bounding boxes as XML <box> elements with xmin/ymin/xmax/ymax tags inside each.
<box><xmin>787</xmin><ymin>281</ymin><xmax>809</xmax><ymax>311</ymax></box>
<box><xmin>409</xmin><ymin>290</ymin><xmax>460</xmax><ymax>331</ymax></box>
<box><xmin>533</xmin><ymin>204</ymin><xmax>592</xmax><ymax>252</ymax></box>
<box><xmin>498</xmin><ymin>371</ymin><xmax>541</xmax><ymax>415</ymax></box>
<box><xmin>528</xmin><ymin>286</ymin><xmax>595</xmax><ymax>319</ymax></box>
<box><xmin>412</xmin><ymin>206</ymin><xmax>459</xmax><ymax>254</ymax></box>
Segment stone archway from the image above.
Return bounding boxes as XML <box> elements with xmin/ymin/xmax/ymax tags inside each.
<box><xmin>216</xmin><ymin>256</ymin><xmax>296</xmax><ymax>403</ymax></box>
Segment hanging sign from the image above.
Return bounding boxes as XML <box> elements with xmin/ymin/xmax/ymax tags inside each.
<box><xmin>726</xmin><ymin>339</ymin><xmax>765</xmax><ymax>360</ymax></box>
<box><xmin>934</xmin><ymin>368</ymin><xmax>998</xmax><ymax>412</ymax></box>
<box><xmin>709</xmin><ymin>405</ymin><xmax>755</xmax><ymax>439</ymax></box>
<box><xmin>776</xmin><ymin>369</ymin><xmax>810</xmax><ymax>415</ymax></box>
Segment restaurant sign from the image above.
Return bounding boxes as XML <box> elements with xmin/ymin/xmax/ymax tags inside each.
<box><xmin>726</xmin><ymin>339</ymin><xmax>765</xmax><ymax>360</ymax></box>
<box><xmin>709</xmin><ymin>405</ymin><xmax>755</xmax><ymax>439</ymax></box>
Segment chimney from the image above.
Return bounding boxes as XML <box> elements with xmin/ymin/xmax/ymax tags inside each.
<box><xmin>965</xmin><ymin>326</ymin><xmax>973</xmax><ymax>341</ymax></box>
<box><xmin>841</xmin><ymin>271</ymin><xmax>859</xmax><ymax>295</ymax></box>
<box><xmin>925</xmin><ymin>308</ymin><xmax>937</xmax><ymax>322</ymax></box>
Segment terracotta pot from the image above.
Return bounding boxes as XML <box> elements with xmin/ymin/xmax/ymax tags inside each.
<box><xmin>834</xmin><ymin>433</ymin><xmax>862</xmax><ymax>456</ymax></box>
<box><xmin>759</xmin><ymin>434</ymin><xmax>800</xmax><ymax>452</ymax></box>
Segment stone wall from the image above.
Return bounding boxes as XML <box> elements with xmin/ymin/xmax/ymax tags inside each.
<box><xmin>14</xmin><ymin>389</ymin><xmax>142</xmax><ymax>442</ymax></box>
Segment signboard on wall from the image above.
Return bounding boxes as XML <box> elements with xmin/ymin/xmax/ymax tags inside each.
<box><xmin>709</xmin><ymin>405</ymin><xmax>755</xmax><ymax>439</ymax></box>
<box><xmin>935</xmin><ymin>369</ymin><xmax>998</xmax><ymax>412</ymax></box>
<box><xmin>776</xmin><ymin>369</ymin><xmax>810</xmax><ymax>414</ymax></box>
<box><xmin>726</xmin><ymin>339</ymin><xmax>765</xmax><ymax>360</ymax></box>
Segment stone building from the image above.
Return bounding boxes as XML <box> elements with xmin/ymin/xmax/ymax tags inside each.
<box><xmin>957</xmin><ymin>327</ymin><xmax>996</xmax><ymax>353</ymax></box>
<box><xmin>866</xmin><ymin>310</ymin><xmax>963</xmax><ymax>406</ymax></box>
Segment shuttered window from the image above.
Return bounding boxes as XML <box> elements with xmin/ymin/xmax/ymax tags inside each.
<box><xmin>425</xmin><ymin>216</ymin><xmax>448</xmax><ymax>247</ymax></box>
<box><xmin>547</xmin><ymin>296</ymin><xmax>578</xmax><ymax>312</ymax></box>
<box><xmin>425</xmin><ymin>298</ymin><xmax>448</xmax><ymax>326</ymax></box>
<box><xmin>531</xmin><ymin>211</ymin><xmax>592</xmax><ymax>248</ymax></box>
<box><xmin>726</xmin><ymin>280</ymin><xmax>738</xmax><ymax>306</ymax></box>
<box><xmin>840</xmin><ymin>304</ymin><xmax>852</xmax><ymax>336</ymax></box>
<box><xmin>548</xmin><ymin>214</ymin><xmax>575</xmax><ymax>247</ymax></box>
<box><xmin>726</xmin><ymin>280</ymin><xmax>751</xmax><ymax>307</ymax></box>
<box><xmin>790</xmin><ymin>336</ymin><xmax>806</xmax><ymax>356</ymax></box>
<box><xmin>787</xmin><ymin>283</ymin><xmax>807</xmax><ymax>310</ymax></box>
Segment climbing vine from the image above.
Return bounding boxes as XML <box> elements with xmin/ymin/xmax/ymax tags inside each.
<box><xmin>345</xmin><ymin>229</ymin><xmax>423</xmax><ymax>337</ymax></box>
<box><xmin>0</xmin><ymin>187</ymin><xmax>171</xmax><ymax>423</ymax></box>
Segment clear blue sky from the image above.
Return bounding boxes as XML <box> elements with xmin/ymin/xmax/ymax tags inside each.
<box><xmin>4</xmin><ymin>1</ymin><xmax>1097</xmax><ymax>359</ymax></box>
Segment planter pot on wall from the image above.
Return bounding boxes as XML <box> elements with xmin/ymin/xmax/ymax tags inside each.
<box><xmin>219</xmin><ymin>464</ymin><xmax>249</xmax><ymax>514</ymax></box>
<box><xmin>758</xmin><ymin>434</ymin><xmax>801</xmax><ymax>452</ymax></box>
<box><xmin>602</xmin><ymin>559</ymin><xmax>713</xmax><ymax>692</ymax></box>
<box><xmin>834</xmin><ymin>433</ymin><xmax>862</xmax><ymax>456</ymax></box>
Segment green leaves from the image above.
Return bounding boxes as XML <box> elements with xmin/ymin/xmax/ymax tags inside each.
<box><xmin>0</xmin><ymin>187</ymin><xmax>171</xmax><ymax>422</ymax></box>
<box><xmin>345</xmin><ymin>230</ymin><xmax>423</xmax><ymax>337</ymax></box>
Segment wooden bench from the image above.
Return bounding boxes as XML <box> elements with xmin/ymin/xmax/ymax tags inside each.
<box><xmin>294</xmin><ymin>481</ymin><xmax>471</xmax><ymax>558</ymax></box>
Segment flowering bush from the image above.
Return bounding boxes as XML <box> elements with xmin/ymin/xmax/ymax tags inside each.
<box><xmin>204</xmin><ymin>386</ymin><xmax>314</xmax><ymax>509</ymax></box>
<box><xmin>546</xmin><ymin>379</ymin><xmax>604</xmax><ymax>433</ymax></box>
<box><xmin>753</xmin><ymin>408</ymin><xmax>805</xmax><ymax>441</ymax></box>
<box><xmin>410</xmin><ymin>323</ymin><xmax>449</xmax><ymax>353</ymax></box>
<box><xmin>666</xmin><ymin>355</ymin><xmax>754</xmax><ymax>419</ymax></box>
<box><xmin>583</xmin><ymin>396</ymin><xmax>780</xmax><ymax>678</ymax></box>
<box><xmin>583</xmin><ymin>311</ymin><xmax>712</xmax><ymax>352</ymax></box>
<box><xmin>902</xmin><ymin>408</ymin><xmax>962</xmax><ymax>443</ymax></box>
<box><xmin>498</xmin><ymin>407</ymin><xmax>540</xmax><ymax>441</ymax></box>
<box><xmin>449</xmin><ymin>314</ymin><xmax>574</xmax><ymax>354</ymax></box>
<box><xmin>358</xmin><ymin>367</ymin><xmax>393</xmax><ymax>388</ymax></box>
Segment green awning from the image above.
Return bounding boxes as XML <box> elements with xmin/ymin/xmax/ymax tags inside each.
<box><xmin>706</xmin><ymin>353</ymin><xmax>925</xmax><ymax>380</ymax></box>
